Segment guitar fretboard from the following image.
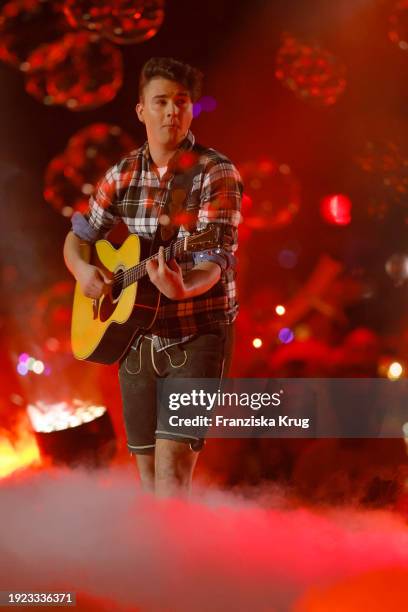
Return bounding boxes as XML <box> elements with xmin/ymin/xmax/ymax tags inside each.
<box><xmin>112</xmin><ymin>237</ymin><xmax>186</xmax><ymax>291</ymax></box>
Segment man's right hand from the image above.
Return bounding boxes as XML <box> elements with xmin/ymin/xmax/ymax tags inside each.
<box><xmin>75</xmin><ymin>261</ymin><xmax>112</xmax><ymax>299</ymax></box>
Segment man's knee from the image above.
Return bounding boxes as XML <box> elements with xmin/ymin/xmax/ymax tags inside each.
<box><xmin>155</xmin><ymin>438</ymin><xmax>198</xmax><ymax>482</ymax></box>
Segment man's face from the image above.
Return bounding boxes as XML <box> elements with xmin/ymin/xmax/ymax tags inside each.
<box><xmin>136</xmin><ymin>77</ymin><xmax>193</xmax><ymax>152</ymax></box>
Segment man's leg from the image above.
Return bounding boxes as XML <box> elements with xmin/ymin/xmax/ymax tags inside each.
<box><xmin>154</xmin><ymin>325</ymin><xmax>235</xmax><ymax>497</ymax></box>
<box><xmin>155</xmin><ymin>438</ymin><xmax>199</xmax><ymax>497</ymax></box>
<box><xmin>119</xmin><ymin>338</ymin><xmax>157</xmax><ymax>490</ymax></box>
<box><xmin>135</xmin><ymin>454</ymin><xmax>155</xmax><ymax>493</ymax></box>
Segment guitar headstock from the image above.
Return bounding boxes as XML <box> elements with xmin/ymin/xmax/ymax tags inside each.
<box><xmin>186</xmin><ymin>224</ymin><xmax>223</xmax><ymax>252</ymax></box>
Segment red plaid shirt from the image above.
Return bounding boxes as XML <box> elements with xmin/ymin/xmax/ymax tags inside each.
<box><xmin>72</xmin><ymin>130</ymin><xmax>242</xmax><ymax>350</ymax></box>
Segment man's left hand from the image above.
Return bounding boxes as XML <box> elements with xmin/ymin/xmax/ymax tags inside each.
<box><xmin>146</xmin><ymin>246</ymin><xmax>186</xmax><ymax>300</ymax></box>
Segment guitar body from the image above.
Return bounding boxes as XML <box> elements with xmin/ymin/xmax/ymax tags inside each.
<box><xmin>71</xmin><ymin>234</ymin><xmax>160</xmax><ymax>364</ymax></box>
<box><xmin>70</xmin><ymin>224</ymin><xmax>222</xmax><ymax>365</ymax></box>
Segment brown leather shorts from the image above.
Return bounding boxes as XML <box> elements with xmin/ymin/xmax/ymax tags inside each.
<box><xmin>118</xmin><ymin>325</ymin><xmax>234</xmax><ymax>454</ymax></box>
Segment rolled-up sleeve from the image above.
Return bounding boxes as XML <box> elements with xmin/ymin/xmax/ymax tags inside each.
<box><xmin>192</xmin><ymin>248</ymin><xmax>237</xmax><ymax>271</ymax></box>
<box><xmin>71</xmin><ymin>164</ymin><xmax>120</xmax><ymax>242</ymax></box>
<box><xmin>194</xmin><ymin>158</ymin><xmax>242</xmax><ymax>271</ymax></box>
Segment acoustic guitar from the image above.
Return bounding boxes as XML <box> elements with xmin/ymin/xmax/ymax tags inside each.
<box><xmin>71</xmin><ymin>225</ymin><xmax>222</xmax><ymax>364</ymax></box>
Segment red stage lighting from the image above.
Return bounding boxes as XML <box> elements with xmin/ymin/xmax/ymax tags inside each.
<box><xmin>320</xmin><ymin>194</ymin><xmax>352</xmax><ymax>226</ymax></box>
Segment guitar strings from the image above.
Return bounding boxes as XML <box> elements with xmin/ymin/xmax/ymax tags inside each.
<box><xmin>111</xmin><ymin>238</ymin><xmax>185</xmax><ymax>291</ymax></box>
<box><xmin>111</xmin><ymin>229</ymin><xmax>213</xmax><ymax>291</ymax></box>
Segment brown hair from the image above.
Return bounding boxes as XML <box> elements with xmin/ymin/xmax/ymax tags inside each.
<box><xmin>139</xmin><ymin>57</ymin><xmax>203</xmax><ymax>102</ymax></box>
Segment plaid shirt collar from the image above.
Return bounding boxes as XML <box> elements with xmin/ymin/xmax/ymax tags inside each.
<box><xmin>141</xmin><ymin>129</ymin><xmax>196</xmax><ymax>168</ymax></box>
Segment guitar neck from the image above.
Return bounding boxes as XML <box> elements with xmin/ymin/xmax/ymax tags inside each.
<box><xmin>122</xmin><ymin>237</ymin><xmax>187</xmax><ymax>289</ymax></box>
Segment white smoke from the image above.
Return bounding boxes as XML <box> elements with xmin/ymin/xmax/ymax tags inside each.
<box><xmin>1</xmin><ymin>466</ymin><xmax>407</xmax><ymax>611</ymax></box>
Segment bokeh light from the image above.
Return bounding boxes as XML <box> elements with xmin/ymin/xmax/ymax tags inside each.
<box><xmin>27</xmin><ymin>357</ymin><xmax>36</xmax><ymax>370</ymax></box>
<box><xmin>252</xmin><ymin>338</ymin><xmax>263</xmax><ymax>348</ymax></box>
<box><xmin>385</xmin><ymin>253</ymin><xmax>408</xmax><ymax>286</ymax></box>
<box><xmin>32</xmin><ymin>360</ymin><xmax>45</xmax><ymax>375</ymax></box>
<box><xmin>275</xmin><ymin>32</ymin><xmax>347</xmax><ymax>106</ymax></box>
<box><xmin>275</xmin><ymin>305</ymin><xmax>286</xmax><ymax>316</ymax></box>
<box><xmin>320</xmin><ymin>194</ymin><xmax>352</xmax><ymax>225</ymax></box>
<box><xmin>17</xmin><ymin>354</ymin><xmax>48</xmax><ymax>377</ymax></box>
<box><xmin>63</xmin><ymin>0</ymin><xmax>165</xmax><ymax>45</ymax></box>
<box><xmin>238</xmin><ymin>158</ymin><xmax>300</xmax><ymax>230</ymax></box>
<box><xmin>16</xmin><ymin>362</ymin><xmax>28</xmax><ymax>376</ymax></box>
<box><xmin>387</xmin><ymin>361</ymin><xmax>403</xmax><ymax>380</ymax></box>
<box><xmin>24</xmin><ymin>32</ymin><xmax>123</xmax><ymax>110</ymax></box>
<box><xmin>0</xmin><ymin>0</ymin><xmax>68</xmax><ymax>70</ymax></box>
<box><xmin>278</xmin><ymin>327</ymin><xmax>295</xmax><ymax>344</ymax></box>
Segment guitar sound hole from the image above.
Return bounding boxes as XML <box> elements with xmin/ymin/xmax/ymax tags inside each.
<box><xmin>99</xmin><ymin>295</ymin><xmax>116</xmax><ymax>322</ymax></box>
<box><xmin>112</xmin><ymin>271</ymin><xmax>124</xmax><ymax>301</ymax></box>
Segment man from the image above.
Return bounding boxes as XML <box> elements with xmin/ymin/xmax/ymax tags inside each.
<box><xmin>63</xmin><ymin>57</ymin><xmax>242</xmax><ymax>497</ymax></box>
